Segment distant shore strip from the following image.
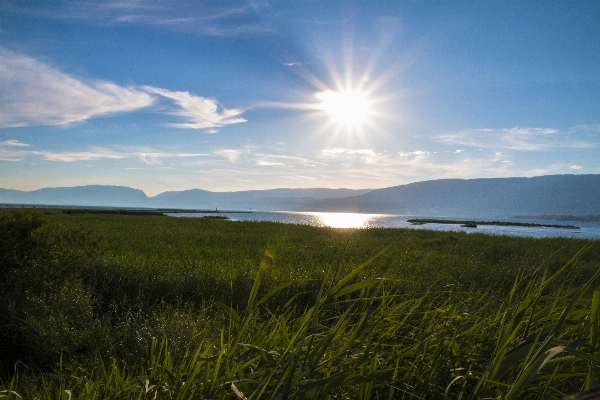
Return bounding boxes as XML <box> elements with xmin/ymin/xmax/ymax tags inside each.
<box><xmin>59</xmin><ymin>208</ymin><xmax>250</xmax><ymax>216</ymax></box>
<box><xmin>407</xmin><ymin>219</ymin><xmax>580</xmax><ymax>229</ymax></box>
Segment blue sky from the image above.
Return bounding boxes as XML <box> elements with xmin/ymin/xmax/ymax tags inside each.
<box><xmin>1</xmin><ymin>0</ymin><xmax>599</xmax><ymax>195</ymax></box>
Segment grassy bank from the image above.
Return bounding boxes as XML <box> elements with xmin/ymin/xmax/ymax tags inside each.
<box><xmin>1</xmin><ymin>208</ymin><xmax>599</xmax><ymax>399</ymax></box>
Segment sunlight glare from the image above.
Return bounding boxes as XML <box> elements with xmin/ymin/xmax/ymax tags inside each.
<box><xmin>315</xmin><ymin>90</ymin><xmax>370</xmax><ymax>129</ymax></box>
<box><xmin>308</xmin><ymin>212</ymin><xmax>376</xmax><ymax>229</ymax></box>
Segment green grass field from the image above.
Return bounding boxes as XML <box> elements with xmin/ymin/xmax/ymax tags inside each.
<box><xmin>1</xmin><ymin>208</ymin><xmax>599</xmax><ymax>399</ymax></box>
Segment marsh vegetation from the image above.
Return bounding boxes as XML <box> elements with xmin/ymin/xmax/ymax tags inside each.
<box><xmin>1</xmin><ymin>209</ymin><xmax>599</xmax><ymax>399</ymax></box>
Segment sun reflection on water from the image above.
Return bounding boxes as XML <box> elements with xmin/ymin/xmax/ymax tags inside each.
<box><xmin>305</xmin><ymin>212</ymin><xmax>381</xmax><ymax>229</ymax></box>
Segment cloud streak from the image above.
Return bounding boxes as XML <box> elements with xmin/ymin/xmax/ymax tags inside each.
<box><xmin>0</xmin><ymin>140</ymin><xmax>209</xmax><ymax>163</ymax></box>
<box><xmin>214</xmin><ymin>149</ymin><xmax>243</xmax><ymax>163</ymax></box>
<box><xmin>398</xmin><ymin>151</ymin><xmax>429</xmax><ymax>157</ymax></box>
<box><xmin>42</xmin><ymin>149</ymin><xmax>128</xmax><ymax>162</ymax></box>
<box><xmin>321</xmin><ymin>148</ymin><xmax>375</xmax><ymax>155</ymax></box>
<box><xmin>0</xmin><ymin>48</ymin><xmax>155</xmax><ymax>128</ymax></box>
<box><xmin>0</xmin><ymin>48</ymin><xmax>247</xmax><ymax>131</ymax></box>
<box><xmin>438</xmin><ymin>126</ymin><xmax>600</xmax><ymax>151</ymax></box>
<box><xmin>4</xmin><ymin>0</ymin><xmax>272</xmax><ymax>37</ymax></box>
<box><xmin>143</xmin><ymin>86</ymin><xmax>246</xmax><ymax>130</ymax></box>
<box><xmin>136</xmin><ymin>150</ymin><xmax>209</xmax><ymax>165</ymax></box>
<box><xmin>255</xmin><ymin>154</ymin><xmax>328</xmax><ymax>167</ymax></box>
<box><xmin>1</xmin><ymin>140</ymin><xmax>30</xmax><ymax>147</ymax></box>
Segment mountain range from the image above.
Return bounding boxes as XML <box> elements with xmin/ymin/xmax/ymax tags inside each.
<box><xmin>2</xmin><ymin>174</ymin><xmax>599</xmax><ymax>218</ymax></box>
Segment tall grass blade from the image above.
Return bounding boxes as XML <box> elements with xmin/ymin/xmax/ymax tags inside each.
<box><xmin>252</xmin><ymin>279</ymin><xmax>313</xmax><ymax>309</ymax></box>
<box><xmin>328</xmin><ymin>245</ymin><xmax>391</xmax><ymax>299</ymax></box>
<box><xmin>215</xmin><ymin>301</ymin><xmax>240</xmax><ymax>326</ymax></box>
<box><xmin>590</xmin><ymin>286</ymin><xmax>600</xmax><ymax>350</ymax></box>
<box><xmin>247</xmin><ymin>262</ymin><xmax>263</xmax><ymax>311</ymax></box>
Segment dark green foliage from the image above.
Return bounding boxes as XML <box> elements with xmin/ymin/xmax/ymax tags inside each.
<box><xmin>0</xmin><ymin>209</ymin><xmax>599</xmax><ymax>399</ymax></box>
<box><xmin>0</xmin><ymin>210</ymin><xmax>99</xmax><ymax>372</ymax></box>
<box><xmin>0</xmin><ymin>209</ymin><xmax>45</xmax><ymax>278</ymax></box>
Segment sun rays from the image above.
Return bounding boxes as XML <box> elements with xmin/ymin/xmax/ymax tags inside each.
<box><xmin>282</xmin><ymin>50</ymin><xmax>399</xmax><ymax>148</ymax></box>
<box><xmin>315</xmin><ymin>89</ymin><xmax>371</xmax><ymax>130</ymax></box>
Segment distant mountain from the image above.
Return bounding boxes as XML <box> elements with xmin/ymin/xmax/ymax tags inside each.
<box><xmin>0</xmin><ymin>185</ymin><xmax>372</xmax><ymax>210</ymax></box>
<box><xmin>0</xmin><ymin>189</ymin><xmax>23</xmax><ymax>204</ymax></box>
<box><xmin>314</xmin><ymin>174</ymin><xmax>600</xmax><ymax>218</ymax></box>
<box><xmin>0</xmin><ymin>185</ymin><xmax>150</xmax><ymax>207</ymax></box>
<box><xmin>1</xmin><ymin>175</ymin><xmax>599</xmax><ymax>218</ymax></box>
<box><xmin>151</xmin><ymin>188</ymin><xmax>373</xmax><ymax>210</ymax></box>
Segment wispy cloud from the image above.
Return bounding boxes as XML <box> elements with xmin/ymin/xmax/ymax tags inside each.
<box><xmin>0</xmin><ymin>139</ymin><xmax>34</xmax><ymax>161</ymax></box>
<box><xmin>398</xmin><ymin>150</ymin><xmax>429</xmax><ymax>157</ymax></box>
<box><xmin>0</xmin><ymin>141</ymin><xmax>208</xmax><ymax>163</ymax></box>
<box><xmin>254</xmin><ymin>154</ymin><xmax>327</xmax><ymax>167</ymax></box>
<box><xmin>136</xmin><ymin>150</ymin><xmax>208</xmax><ymax>165</ymax></box>
<box><xmin>0</xmin><ymin>47</ymin><xmax>154</xmax><ymax>128</ymax></box>
<box><xmin>0</xmin><ymin>149</ymin><xmax>28</xmax><ymax>161</ymax></box>
<box><xmin>215</xmin><ymin>149</ymin><xmax>243</xmax><ymax>163</ymax></box>
<box><xmin>0</xmin><ymin>48</ymin><xmax>246</xmax><ymax>131</ymax></box>
<box><xmin>321</xmin><ymin>148</ymin><xmax>375</xmax><ymax>155</ymax></box>
<box><xmin>0</xmin><ymin>140</ymin><xmax>30</xmax><ymax>147</ymax></box>
<box><xmin>256</xmin><ymin>160</ymin><xmax>285</xmax><ymax>166</ymax></box>
<box><xmin>0</xmin><ymin>144</ymin><xmax>127</xmax><ymax>162</ymax></box>
<box><xmin>303</xmin><ymin>148</ymin><xmax>519</xmax><ymax>186</ymax></box>
<box><xmin>143</xmin><ymin>86</ymin><xmax>246</xmax><ymax>130</ymax></box>
<box><xmin>438</xmin><ymin>126</ymin><xmax>600</xmax><ymax>151</ymax></box>
<box><xmin>3</xmin><ymin>0</ymin><xmax>272</xmax><ymax>37</ymax></box>
<box><xmin>41</xmin><ymin>149</ymin><xmax>127</xmax><ymax>162</ymax></box>
<box><xmin>320</xmin><ymin>148</ymin><xmax>378</xmax><ymax>165</ymax></box>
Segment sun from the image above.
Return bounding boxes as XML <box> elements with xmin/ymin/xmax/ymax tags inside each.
<box><xmin>315</xmin><ymin>89</ymin><xmax>371</xmax><ymax>129</ymax></box>
<box><xmin>281</xmin><ymin>51</ymin><xmax>393</xmax><ymax>142</ymax></box>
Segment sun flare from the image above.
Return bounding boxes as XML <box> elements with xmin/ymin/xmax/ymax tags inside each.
<box><xmin>306</xmin><ymin>212</ymin><xmax>380</xmax><ymax>229</ymax></box>
<box><xmin>315</xmin><ymin>89</ymin><xmax>371</xmax><ymax>129</ymax></box>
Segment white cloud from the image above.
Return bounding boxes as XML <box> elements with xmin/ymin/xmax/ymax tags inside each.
<box><xmin>255</xmin><ymin>154</ymin><xmax>327</xmax><ymax>167</ymax></box>
<box><xmin>0</xmin><ymin>47</ymin><xmax>155</xmax><ymax>128</ymax></box>
<box><xmin>438</xmin><ymin>126</ymin><xmax>600</xmax><ymax>151</ymax></box>
<box><xmin>306</xmin><ymin>149</ymin><xmax>518</xmax><ymax>186</ymax></box>
<box><xmin>41</xmin><ymin>149</ymin><xmax>127</xmax><ymax>162</ymax></box>
<box><xmin>0</xmin><ymin>140</ymin><xmax>30</xmax><ymax>147</ymax></box>
<box><xmin>0</xmin><ymin>139</ymin><xmax>32</xmax><ymax>161</ymax></box>
<box><xmin>256</xmin><ymin>160</ymin><xmax>284</xmax><ymax>166</ymax></box>
<box><xmin>0</xmin><ymin>149</ymin><xmax>28</xmax><ymax>161</ymax></box>
<box><xmin>4</xmin><ymin>1</ymin><xmax>272</xmax><ymax>37</ymax></box>
<box><xmin>0</xmin><ymin>141</ymin><xmax>209</xmax><ymax>163</ymax></box>
<box><xmin>0</xmin><ymin>146</ymin><xmax>127</xmax><ymax>162</ymax></box>
<box><xmin>215</xmin><ymin>149</ymin><xmax>243</xmax><ymax>163</ymax></box>
<box><xmin>133</xmin><ymin>149</ymin><xmax>208</xmax><ymax>165</ymax></box>
<box><xmin>0</xmin><ymin>48</ymin><xmax>243</xmax><ymax>131</ymax></box>
<box><xmin>143</xmin><ymin>86</ymin><xmax>246</xmax><ymax>130</ymax></box>
<box><xmin>137</xmin><ymin>150</ymin><xmax>208</xmax><ymax>165</ymax></box>
<box><xmin>321</xmin><ymin>148</ymin><xmax>375</xmax><ymax>155</ymax></box>
<box><xmin>569</xmin><ymin>165</ymin><xmax>583</xmax><ymax>170</ymax></box>
<box><xmin>399</xmin><ymin>150</ymin><xmax>429</xmax><ymax>157</ymax></box>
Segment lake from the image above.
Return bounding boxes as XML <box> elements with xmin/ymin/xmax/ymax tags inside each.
<box><xmin>168</xmin><ymin>211</ymin><xmax>600</xmax><ymax>240</ymax></box>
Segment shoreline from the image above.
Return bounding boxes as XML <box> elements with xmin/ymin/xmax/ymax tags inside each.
<box><xmin>407</xmin><ymin>218</ymin><xmax>580</xmax><ymax>229</ymax></box>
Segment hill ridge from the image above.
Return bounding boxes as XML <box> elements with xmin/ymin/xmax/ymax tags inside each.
<box><xmin>1</xmin><ymin>174</ymin><xmax>599</xmax><ymax>217</ymax></box>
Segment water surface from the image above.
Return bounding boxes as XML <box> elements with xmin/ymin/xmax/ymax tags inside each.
<box><xmin>169</xmin><ymin>211</ymin><xmax>600</xmax><ymax>240</ymax></box>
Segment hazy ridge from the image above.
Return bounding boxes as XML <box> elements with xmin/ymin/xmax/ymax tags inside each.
<box><xmin>2</xmin><ymin>174</ymin><xmax>599</xmax><ymax>218</ymax></box>
<box><xmin>312</xmin><ymin>174</ymin><xmax>600</xmax><ymax>218</ymax></box>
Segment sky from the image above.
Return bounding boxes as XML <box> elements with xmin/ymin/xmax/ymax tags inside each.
<box><xmin>0</xmin><ymin>0</ymin><xmax>599</xmax><ymax>196</ymax></box>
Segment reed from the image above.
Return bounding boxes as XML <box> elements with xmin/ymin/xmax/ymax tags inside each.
<box><xmin>0</xmin><ymin>209</ymin><xmax>598</xmax><ymax>398</ymax></box>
